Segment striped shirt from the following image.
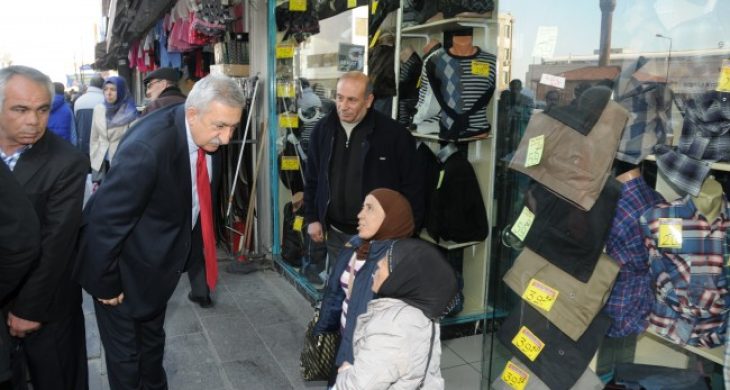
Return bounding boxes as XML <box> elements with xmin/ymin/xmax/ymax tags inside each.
<box><xmin>422</xmin><ymin>47</ymin><xmax>496</xmax><ymax>139</ymax></box>
<box><xmin>640</xmin><ymin>196</ymin><xmax>729</xmax><ymax>347</ymax></box>
<box><xmin>0</xmin><ymin>145</ymin><xmax>31</xmax><ymax>171</ymax></box>
<box><xmin>339</xmin><ymin>253</ymin><xmax>366</xmax><ymax>332</ymax></box>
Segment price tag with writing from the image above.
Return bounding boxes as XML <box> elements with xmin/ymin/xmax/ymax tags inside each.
<box><xmin>524</xmin><ymin>135</ymin><xmax>544</xmax><ymax>167</ymax></box>
<box><xmin>658</xmin><ymin>218</ymin><xmax>683</xmax><ymax>248</ymax></box>
<box><xmin>277</xmin><ymin>81</ymin><xmax>296</xmax><ymax>98</ymax></box>
<box><xmin>717</xmin><ymin>59</ymin><xmax>730</xmax><ymax>92</ymax></box>
<box><xmin>347</xmin><ymin>0</ymin><xmax>357</xmax><ymax>8</ymax></box>
<box><xmin>276</xmin><ymin>45</ymin><xmax>296</xmax><ymax>59</ymax></box>
<box><xmin>280</xmin><ymin>156</ymin><xmax>300</xmax><ymax>171</ymax></box>
<box><xmin>522</xmin><ymin>279</ymin><xmax>559</xmax><ymax>312</ymax></box>
<box><xmin>471</xmin><ymin>61</ymin><xmax>490</xmax><ymax>77</ymax></box>
<box><xmin>511</xmin><ymin>326</ymin><xmax>545</xmax><ymax>362</ymax></box>
<box><xmin>501</xmin><ymin>361</ymin><xmax>529</xmax><ymax>390</ymax></box>
<box><xmin>279</xmin><ymin>113</ymin><xmax>299</xmax><ymax>129</ymax></box>
<box><xmin>510</xmin><ymin>207</ymin><xmax>535</xmax><ymax>242</ymax></box>
<box><xmin>293</xmin><ymin>216</ymin><xmax>304</xmax><ymax>232</ymax></box>
<box><xmin>289</xmin><ymin>0</ymin><xmax>307</xmax><ymax>11</ymax></box>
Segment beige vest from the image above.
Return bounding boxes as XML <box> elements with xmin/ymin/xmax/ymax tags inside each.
<box><xmin>509</xmin><ymin>101</ymin><xmax>629</xmax><ymax>210</ymax></box>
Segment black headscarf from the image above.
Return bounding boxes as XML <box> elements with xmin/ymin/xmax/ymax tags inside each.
<box><xmin>377</xmin><ymin>239</ymin><xmax>458</xmax><ymax>319</ymax></box>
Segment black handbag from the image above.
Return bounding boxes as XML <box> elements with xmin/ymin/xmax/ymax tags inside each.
<box><xmin>300</xmin><ymin>309</ymin><xmax>340</xmax><ymax>381</ymax></box>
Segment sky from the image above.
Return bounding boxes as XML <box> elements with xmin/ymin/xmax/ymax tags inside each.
<box><xmin>501</xmin><ymin>0</ymin><xmax>730</xmax><ymax>83</ymax></box>
<box><xmin>0</xmin><ymin>0</ymin><xmax>102</xmax><ymax>85</ymax></box>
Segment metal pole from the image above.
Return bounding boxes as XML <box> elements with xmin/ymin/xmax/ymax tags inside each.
<box><xmin>225</xmin><ymin>75</ymin><xmax>260</xmax><ymax>220</ymax></box>
<box><xmin>268</xmin><ymin>0</ymin><xmax>281</xmax><ymax>256</ymax></box>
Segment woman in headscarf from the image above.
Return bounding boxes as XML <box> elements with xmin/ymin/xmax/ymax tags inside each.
<box><xmin>335</xmin><ymin>238</ymin><xmax>457</xmax><ymax>389</ymax></box>
<box><xmin>313</xmin><ymin>188</ymin><xmax>415</xmax><ymax>384</ymax></box>
<box><xmin>89</xmin><ymin>76</ymin><xmax>138</xmax><ymax>183</ymax></box>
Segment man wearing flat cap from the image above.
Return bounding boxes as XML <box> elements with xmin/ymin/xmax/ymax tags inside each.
<box><xmin>140</xmin><ymin>67</ymin><xmax>186</xmax><ymax>117</ymax></box>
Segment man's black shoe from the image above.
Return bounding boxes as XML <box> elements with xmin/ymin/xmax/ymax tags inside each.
<box><xmin>187</xmin><ymin>292</ymin><xmax>214</xmax><ymax>308</ymax></box>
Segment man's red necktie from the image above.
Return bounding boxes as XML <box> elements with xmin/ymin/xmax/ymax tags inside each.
<box><xmin>196</xmin><ymin>149</ymin><xmax>218</xmax><ymax>290</ymax></box>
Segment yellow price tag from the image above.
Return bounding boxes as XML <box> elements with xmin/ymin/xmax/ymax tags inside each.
<box><xmin>436</xmin><ymin>170</ymin><xmax>445</xmax><ymax>189</ymax></box>
<box><xmin>371</xmin><ymin>0</ymin><xmax>378</xmax><ymax>14</ymax></box>
<box><xmin>716</xmin><ymin>59</ymin><xmax>730</xmax><ymax>92</ymax></box>
<box><xmin>501</xmin><ymin>361</ymin><xmax>529</xmax><ymax>390</ymax></box>
<box><xmin>525</xmin><ymin>135</ymin><xmax>544</xmax><ymax>167</ymax></box>
<box><xmin>522</xmin><ymin>279</ymin><xmax>559</xmax><ymax>312</ymax></box>
<box><xmin>658</xmin><ymin>218</ymin><xmax>682</xmax><ymax>248</ymax></box>
<box><xmin>471</xmin><ymin>60</ymin><xmax>491</xmax><ymax>77</ymax></box>
<box><xmin>289</xmin><ymin>0</ymin><xmax>307</xmax><ymax>11</ymax></box>
<box><xmin>510</xmin><ymin>207</ymin><xmax>535</xmax><ymax>242</ymax></box>
<box><xmin>293</xmin><ymin>216</ymin><xmax>304</xmax><ymax>232</ymax></box>
<box><xmin>280</xmin><ymin>156</ymin><xmax>300</xmax><ymax>171</ymax></box>
<box><xmin>347</xmin><ymin>0</ymin><xmax>357</xmax><ymax>8</ymax></box>
<box><xmin>277</xmin><ymin>81</ymin><xmax>296</xmax><ymax>98</ymax></box>
<box><xmin>279</xmin><ymin>113</ymin><xmax>299</xmax><ymax>129</ymax></box>
<box><xmin>511</xmin><ymin>326</ymin><xmax>545</xmax><ymax>362</ymax></box>
<box><xmin>276</xmin><ymin>45</ymin><xmax>296</xmax><ymax>59</ymax></box>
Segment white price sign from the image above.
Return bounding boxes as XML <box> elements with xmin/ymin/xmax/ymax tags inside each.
<box><xmin>539</xmin><ymin>73</ymin><xmax>565</xmax><ymax>89</ymax></box>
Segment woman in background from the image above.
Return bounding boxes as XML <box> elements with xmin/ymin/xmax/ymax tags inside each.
<box><xmin>90</xmin><ymin>76</ymin><xmax>138</xmax><ymax>183</ymax></box>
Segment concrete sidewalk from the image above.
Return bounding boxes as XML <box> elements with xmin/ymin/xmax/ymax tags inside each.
<box><xmin>86</xmin><ymin>263</ymin><xmax>321</xmax><ymax>390</ymax></box>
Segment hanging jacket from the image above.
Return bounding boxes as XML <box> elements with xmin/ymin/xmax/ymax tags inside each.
<box><xmin>425</xmin><ymin>149</ymin><xmax>489</xmax><ymax>242</ymax></box>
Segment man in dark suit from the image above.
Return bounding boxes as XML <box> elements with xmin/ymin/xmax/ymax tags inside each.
<box><xmin>0</xmin><ymin>161</ymin><xmax>40</xmax><ymax>390</ymax></box>
<box><xmin>77</xmin><ymin>74</ymin><xmax>245</xmax><ymax>390</ymax></box>
<box><xmin>0</xmin><ymin>65</ymin><xmax>89</xmax><ymax>390</ymax></box>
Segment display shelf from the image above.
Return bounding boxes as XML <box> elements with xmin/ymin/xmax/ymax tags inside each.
<box><xmin>645</xmin><ymin>328</ymin><xmax>724</xmax><ymax>365</ymax></box>
<box><xmin>412</xmin><ymin>132</ymin><xmax>492</xmax><ymax>143</ymax></box>
<box><xmin>644</xmin><ymin>154</ymin><xmax>730</xmax><ymax>172</ymax></box>
<box><xmin>419</xmin><ymin>230</ymin><xmax>481</xmax><ymax>250</ymax></box>
<box><xmin>441</xmin><ymin>306</ymin><xmax>508</xmax><ymax>326</ymax></box>
<box><xmin>402</xmin><ymin>16</ymin><xmax>495</xmax><ymax>35</ymax></box>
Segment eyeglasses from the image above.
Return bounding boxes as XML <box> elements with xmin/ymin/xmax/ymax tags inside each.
<box><xmin>145</xmin><ymin>79</ymin><xmax>164</xmax><ymax>89</ymax></box>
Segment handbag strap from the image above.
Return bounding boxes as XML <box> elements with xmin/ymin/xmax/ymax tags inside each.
<box><xmin>418</xmin><ymin>321</ymin><xmax>436</xmax><ymax>389</ymax></box>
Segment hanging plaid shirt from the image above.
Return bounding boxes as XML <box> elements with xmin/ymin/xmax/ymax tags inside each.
<box><xmin>614</xmin><ymin>78</ymin><xmax>672</xmax><ymax>165</ymax></box>
<box><xmin>640</xmin><ymin>196</ymin><xmax>729</xmax><ymax>347</ymax></box>
<box><xmin>654</xmin><ymin>91</ymin><xmax>730</xmax><ymax>196</ymax></box>
<box><xmin>604</xmin><ymin>176</ymin><xmax>665</xmax><ymax>337</ymax></box>
<box><xmin>0</xmin><ymin>145</ymin><xmax>31</xmax><ymax>171</ymax></box>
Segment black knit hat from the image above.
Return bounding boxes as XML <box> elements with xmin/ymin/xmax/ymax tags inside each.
<box><xmin>143</xmin><ymin>67</ymin><xmax>180</xmax><ymax>85</ymax></box>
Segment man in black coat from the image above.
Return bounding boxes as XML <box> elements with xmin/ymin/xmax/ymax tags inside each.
<box><xmin>0</xmin><ymin>65</ymin><xmax>89</xmax><ymax>390</ymax></box>
<box><xmin>77</xmin><ymin>74</ymin><xmax>245</xmax><ymax>390</ymax></box>
<box><xmin>140</xmin><ymin>67</ymin><xmax>187</xmax><ymax>117</ymax></box>
<box><xmin>304</xmin><ymin>71</ymin><xmax>424</xmax><ymax>268</ymax></box>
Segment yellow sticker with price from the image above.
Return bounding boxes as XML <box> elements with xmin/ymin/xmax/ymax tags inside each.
<box><xmin>716</xmin><ymin>59</ymin><xmax>730</xmax><ymax>92</ymax></box>
<box><xmin>277</xmin><ymin>81</ymin><xmax>296</xmax><ymax>98</ymax></box>
<box><xmin>347</xmin><ymin>0</ymin><xmax>357</xmax><ymax>8</ymax></box>
<box><xmin>371</xmin><ymin>0</ymin><xmax>378</xmax><ymax>14</ymax></box>
<box><xmin>511</xmin><ymin>326</ymin><xmax>545</xmax><ymax>362</ymax></box>
<box><xmin>471</xmin><ymin>61</ymin><xmax>491</xmax><ymax>77</ymax></box>
<box><xmin>501</xmin><ymin>361</ymin><xmax>529</xmax><ymax>390</ymax></box>
<box><xmin>280</xmin><ymin>156</ymin><xmax>300</xmax><ymax>171</ymax></box>
<box><xmin>658</xmin><ymin>218</ymin><xmax>682</xmax><ymax>249</ymax></box>
<box><xmin>522</xmin><ymin>279</ymin><xmax>559</xmax><ymax>312</ymax></box>
<box><xmin>276</xmin><ymin>45</ymin><xmax>296</xmax><ymax>59</ymax></box>
<box><xmin>279</xmin><ymin>113</ymin><xmax>299</xmax><ymax>129</ymax></box>
<box><xmin>293</xmin><ymin>216</ymin><xmax>304</xmax><ymax>232</ymax></box>
<box><xmin>510</xmin><ymin>207</ymin><xmax>535</xmax><ymax>242</ymax></box>
<box><xmin>289</xmin><ymin>0</ymin><xmax>307</xmax><ymax>11</ymax></box>
<box><xmin>524</xmin><ymin>135</ymin><xmax>544</xmax><ymax>167</ymax></box>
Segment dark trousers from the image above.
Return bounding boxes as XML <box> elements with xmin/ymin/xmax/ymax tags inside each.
<box><xmin>187</xmin><ymin>254</ymin><xmax>209</xmax><ymax>299</ymax></box>
<box><xmin>10</xmin><ymin>309</ymin><xmax>88</xmax><ymax>390</ymax></box>
<box><xmin>94</xmin><ymin>302</ymin><xmax>167</xmax><ymax>390</ymax></box>
<box><xmin>324</xmin><ymin>227</ymin><xmax>351</xmax><ymax>275</ymax></box>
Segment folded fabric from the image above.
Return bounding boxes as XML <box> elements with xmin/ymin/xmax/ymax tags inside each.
<box><xmin>491</xmin><ymin>357</ymin><xmax>603</xmax><ymax>390</ymax></box>
<box><xmin>504</xmin><ymin>248</ymin><xmax>619</xmax><ymax>341</ymax></box>
<box><xmin>509</xmin><ymin>92</ymin><xmax>629</xmax><ymax>211</ymax></box>
<box><xmin>612</xmin><ymin>362</ymin><xmax>709</xmax><ymax>390</ymax></box>
<box><xmin>497</xmin><ymin>302</ymin><xmax>611</xmax><ymax>390</ymax></box>
<box><xmin>521</xmin><ymin>178</ymin><xmax>621</xmax><ymax>282</ymax></box>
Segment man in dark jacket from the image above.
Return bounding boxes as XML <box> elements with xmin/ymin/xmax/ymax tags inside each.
<box><xmin>304</xmin><ymin>71</ymin><xmax>424</xmax><ymax>268</ymax></box>
<box><xmin>140</xmin><ymin>67</ymin><xmax>186</xmax><ymax>117</ymax></box>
